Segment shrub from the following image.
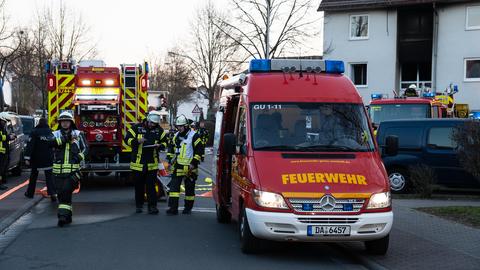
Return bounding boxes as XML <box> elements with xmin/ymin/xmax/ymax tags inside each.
<box><xmin>409</xmin><ymin>164</ymin><xmax>435</xmax><ymax>198</ymax></box>
<box><xmin>452</xmin><ymin>121</ymin><xmax>480</xmax><ymax>184</ymax></box>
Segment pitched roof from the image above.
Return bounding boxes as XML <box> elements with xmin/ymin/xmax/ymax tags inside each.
<box><xmin>318</xmin><ymin>0</ymin><xmax>477</xmax><ymax>12</ymax></box>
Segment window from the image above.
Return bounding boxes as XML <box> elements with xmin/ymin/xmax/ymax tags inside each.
<box><xmin>350</xmin><ymin>15</ymin><xmax>369</xmax><ymax>40</ymax></box>
<box><xmin>237</xmin><ymin>108</ymin><xmax>247</xmax><ymax>146</ymax></box>
<box><xmin>466</xmin><ymin>6</ymin><xmax>480</xmax><ymax>30</ymax></box>
<box><xmin>428</xmin><ymin>127</ymin><xmax>456</xmax><ymax>149</ymax></box>
<box><xmin>384</xmin><ymin>127</ymin><xmax>423</xmax><ymax>149</ymax></box>
<box><xmin>465</xmin><ymin>58</ymin><xmax>480</xmax><ymax>81</ymax></box>
<box><xmin>350</xmin><ymin>63</ymin><xmax>368</xmax><ymax>86</ymax></box>
<box><xmin>250</xmin><ymin>103</ymin><xmax>375</xmax><ymax>152</ymax></box>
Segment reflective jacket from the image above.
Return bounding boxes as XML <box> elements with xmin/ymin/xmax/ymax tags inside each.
<box><xmin>167</xmin><ymin>130</ymin><xmax>202</xmax><ymax>176</ymax></box>
<box><xmin>0</xmin><ymin>126</ymin><xmax>9</xmax><ymax>155</ymax></box>
<box><xmin>198</xmin><ymin>128</ymin><xmax>209</xmax><ymax>145</ymax></box>
<box><xmin>52</xmin><ymin>129</ymin><xmax>88</xmax><ymax>175</ymax></box>
<box><xmin>124</xmin><ymin>123</ymin><xmax>168</xmax><ymax>171</ymax></box>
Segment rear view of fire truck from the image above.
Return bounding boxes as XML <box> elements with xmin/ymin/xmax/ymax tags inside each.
<box><xmin>46</xmin><ymin>60</ymin><xmax>149</xmax><ymax>175</ymax></box>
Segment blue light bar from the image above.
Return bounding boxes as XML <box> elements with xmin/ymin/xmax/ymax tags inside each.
<box><xmin>325</xmin><ymin>60</ymin><xmax>345</xmax><ymax>74</ymax></box>
<box><xmin>423</xmin><ymin>92</ymin><xmax>435</xmax><ymax>98</ymax></box>
<box><xmin>249</xmin><ymin>59</ymin><xmax>271</xmax><ymax>72</ymax></box>
<box><xmin>471</xmin><ymin>112</ymin><xmax>480</xmax><ymax>119</ymax></box>
<box><xmin>371</xmin><ymin>93</ymin><xmax>383</xmax><ymax>100</ymax></box>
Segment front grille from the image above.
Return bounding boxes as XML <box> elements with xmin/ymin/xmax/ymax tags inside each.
<box><xmin>289</xmin><ymin>198</ymin><xmax>365</xmax><ymax>213</ymax></box>
<box><xmin>298</xmin><ymin>217</ymin><xmax>359</xmax><ymax>224</ymax></box>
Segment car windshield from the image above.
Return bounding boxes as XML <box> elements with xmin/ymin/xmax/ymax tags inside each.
<box><xmin>251</xmin><ymin>103</ymin><xmax>375</xmax><ymax>152</ymax></box>
<box><xmin>21</xmin><ymin>118</ymin><xmax>34</xmax><ymax>135</ymax></box>
<box><xmin>369</xmin><ymin>104</ymin><xmax>430</xmax><ymax>125</ymax></box>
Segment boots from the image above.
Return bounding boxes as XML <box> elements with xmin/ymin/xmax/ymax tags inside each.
<box><xmin>182</xmin><ymin>200</ymin><xmax>194</xmax><ymax>215</ymax></box>
<box><xmin>57</xmin><ymin>215</ymin><xmax>72</xmax><ymax>227</ymax></box>
<box><xmin>148</xmin><ymin>205</ymin><xmax>159</xmax><ymax>215</ymax></box>
<box><xmin>166</xmin><ymin>197</ymin><xmax>179</xmax><ymax>216</ymax></box>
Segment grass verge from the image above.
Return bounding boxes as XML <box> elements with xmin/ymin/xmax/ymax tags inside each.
<box><xmin>417</xmin><ymin>206</ymin><xmax>480</xmax><ymax>229</ymax></box>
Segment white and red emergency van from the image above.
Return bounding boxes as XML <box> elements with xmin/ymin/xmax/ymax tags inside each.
<box><xmin>213</xmin><ymin>59</ymin><xmax>396</xmax><ymax>255</ymax></box>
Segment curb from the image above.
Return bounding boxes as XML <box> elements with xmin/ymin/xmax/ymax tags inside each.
<box><xmin>0</xmin><ymin>196</ymin><xmax>43</xmax><ymax>234</ymax></box>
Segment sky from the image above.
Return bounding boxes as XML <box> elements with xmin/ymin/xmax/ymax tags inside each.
<box><xmin>4</xmin><ymin>0</ymin><xmax>323</xmax><ymax>104</ymax></box>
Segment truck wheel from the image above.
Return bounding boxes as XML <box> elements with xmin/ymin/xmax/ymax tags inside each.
<box><xmin>239</xmin><ymin>207</ymin><xmax>260</xmax><ymax>254</ymax></box>
<box><xmin>365</xmin><ymin>234</ymin><xmax>389</xmax><ymax>255</ymax></box>
<box><xmin>216</xmin><ymin>204</ymin><xmax>231</xmax><ymax>224</ymax></box>
<box><xmin>388</xmin><ymin>167</ymin><xmax>409</xmax><ymax>193</ymax></box>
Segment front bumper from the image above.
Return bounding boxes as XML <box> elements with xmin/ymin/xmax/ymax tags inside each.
<box><xmin>246</xmin><ymin>208</ymin><xmax>393</xmax><ymax>242</ymax></box>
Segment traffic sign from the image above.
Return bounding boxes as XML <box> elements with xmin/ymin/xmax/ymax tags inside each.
<box><xmin>192</xmin><ymin>104</ymin><xmax>202</xmax><ymax>114</ymax></box>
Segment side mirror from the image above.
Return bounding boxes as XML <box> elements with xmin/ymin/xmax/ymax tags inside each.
<box><xmin>385</xmin><ymin>135</ymin><xmax>399</xmax><ymax>156</ymax></box>
<box><xmin>223</xmin><ymin>133</ymin><xmax>236</xmax><ymax>156</ymax></box>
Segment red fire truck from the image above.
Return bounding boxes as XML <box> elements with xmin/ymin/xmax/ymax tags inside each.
<box><xmin>213</xmin><ymin>59</ymin><xmax>394</xmax><ymax>255</ymax></box>
<box><xmin>46</xmin><ymin>60</ymin><xmax>149</xmax><ymax>175</ymax></box>
<box><xmin>368</xmin><ymin>94</ymin><xmax>448</xmax><ymax>129</ymax></box>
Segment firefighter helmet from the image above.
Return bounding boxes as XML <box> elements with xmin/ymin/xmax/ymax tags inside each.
<box><xmin>175</xmin><ymin>115</ymin><xmax>189</xmax><ymax>126</ymax></box>
<box><xmin>147</xmin><ymin>111</ymin><xmax>161</xmax><ymax>124</ymax></box>
<box><xmin>408</xmin><ymin>84</ymin><xmax>417</xmax><ymax>90</ymax></box>
<box><xmin>58</xmin><ymin>111</ymin><xmax>74</xmax><ymax>122</ymax></box>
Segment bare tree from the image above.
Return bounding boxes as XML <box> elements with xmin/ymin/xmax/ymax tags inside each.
<box><xmin>44</xmin><ymin>0</ymin><xmax>97</xmax><ymax>61</ymax></box>
<box><xmin>220</xmin><ymin>0</ymin><xmax>317</xmax><ymax>59</ymax></box>
<box><xmin>452</xmin><ymin>121</ymin><xmax>480</xmax><ymax>184</ymax></box>
<box><xmin>152</xmin><ymin>49</ymin><xmax>193</xmax><ymax>122</ymax></box>
<box><xmin>0</xmin><ymin>0</ymin><xmax>24</xmax><ymax>111</ymax></box>
<box><xmin>184</xmin><ymin>0</ymin><xmax>238</xmax><ymax>117</ymax></box>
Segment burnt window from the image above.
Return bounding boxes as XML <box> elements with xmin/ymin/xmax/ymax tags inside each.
<box><xmin>350</xmin><ymin>15</ymin><xmax>369</xmax><ymax>40</ymax></box>
<box><xmin>465</xmin><ymin>58</ymin><xmax>480</xmax><ymax>81</ymax></box>
<box><xmin>350</xmin><ymin>63</ymin><xmax>368</xmax><ymax>86</ymax></box>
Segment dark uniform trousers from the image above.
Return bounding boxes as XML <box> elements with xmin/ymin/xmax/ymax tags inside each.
<box><xmin>134</xmin><ymin>167</ymin><xmax>157</xmax><ymax>208</ymax></box>
<box><xmin>168</xmin><ymin>166</ymin><xmax>197</xmax><ymax>210</ymax></box>
<box><xmin>55</xmin><ymin>174</ymin><xmax>78</xmax><ymax>220</ymax></box>
<box><xmin>0</xmin><ymin>154</ymin><xmax>7</xmax><ymax>184</ymax></box>
<box><xmin>26</xmin><ymin>169</ymin><xmax>55</xmax><ymax>196</ymax></box>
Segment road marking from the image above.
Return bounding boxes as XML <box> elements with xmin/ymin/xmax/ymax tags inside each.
<box><xmin>0</xmin><ymin>179</ymin><xmax>29</xmax><ymax>201</ymax></box>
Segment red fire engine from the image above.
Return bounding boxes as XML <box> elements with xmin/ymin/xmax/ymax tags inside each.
<box><xmin>46</xmin><ymin>60</ymin><xmax>149</xmax><ymax>175</ymax></box>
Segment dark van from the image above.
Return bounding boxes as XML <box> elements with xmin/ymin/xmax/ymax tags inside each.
<box><xmin>376</xmin><ymin>119</ymin><xmax>480</xmax><ymax>193</ymax></box>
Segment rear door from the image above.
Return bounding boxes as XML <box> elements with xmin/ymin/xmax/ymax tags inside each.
<box><xmin>423</xmin><ymin>123</ymin><xmax>469</xmax><ymax>187</ymax></box>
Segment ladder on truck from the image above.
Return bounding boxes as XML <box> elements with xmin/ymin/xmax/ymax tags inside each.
<box><xmin>121</xmin><ymin>64</ymin><xmax>139</xmax><ymax>151</ymax></box>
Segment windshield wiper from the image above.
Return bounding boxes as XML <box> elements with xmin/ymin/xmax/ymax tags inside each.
<box><xmin>299</xmin><ymin>144</ymin><xmax>361</xmax><ymax>152</ymax></box>
<box><xmin>255</xmin><ymin>145</ymin><xmax>302</xmax><ymax>151</ymax></box>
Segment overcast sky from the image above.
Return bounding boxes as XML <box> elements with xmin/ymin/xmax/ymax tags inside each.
<box><xmin>4</xmin><ymin>0</ymin><xmax>323</xmax><ymax>103</ymax></box>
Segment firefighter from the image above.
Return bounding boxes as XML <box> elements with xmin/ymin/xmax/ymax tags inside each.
<box><xmin>0</xmin><ymin>114</ymin><xmax>14</xmax><ymax>191</ymax></box>
<box><xmin>52</xmin><ymin>111</ymin><xmax>87</xmax><ymax>227</ymax></box>
<box><xmin>124</xmin><ymin>111</ymin><xmax>168</xmax><ymax>214</ymax></box>
<box><xmin>198</xmin><ymin>121</ymin><xmax>209</xmax><ymax>162</ymax></box>
<box><xmin>166</xmin><ymin>115</ymin><xmax>202</xmax><ymax>215</ymax></box>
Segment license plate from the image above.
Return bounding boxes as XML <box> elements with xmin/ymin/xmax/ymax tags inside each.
<box><xmin>307</xmin><ymin>225</ymin><xmax>351</xmax><ymax>236</ymax></box>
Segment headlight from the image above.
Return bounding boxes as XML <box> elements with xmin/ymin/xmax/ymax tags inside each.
<box><xmin>253</xmin><ymin>190</ymin><xmax>288</xmax><ymax>209</ymax></box>
<box><xmin>367</xmin><ymin>192</ymin><xmax>391</xmax><ymax>209</ymax></box>
<box><xmin>105</xmin><ymin>79</ymin><xmax>115</xmax><ymax>86</ymax></box>
<box><xmin>81</xmin><ymin>79</ymin><xmax>91</xmax><ymax>86</ymax></box>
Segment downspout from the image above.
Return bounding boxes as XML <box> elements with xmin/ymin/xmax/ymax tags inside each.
<box><xmin>432</xmin><ymin>3</ymin><xmax>439</xmax><ymax>93</ymax></box>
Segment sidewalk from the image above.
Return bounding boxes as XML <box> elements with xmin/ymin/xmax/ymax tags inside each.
<box><xmin>0</xmin><ymin>173</ymin><xmax>44</xmax><ymax>233</ymax></box>
<box><xmin>345</xmin><ymin>198</ymin><xmax>480</xmax><ymax>269</ymax></box>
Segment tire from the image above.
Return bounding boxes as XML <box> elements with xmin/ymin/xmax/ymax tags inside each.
<box><xmin>216</xmin><ymin>204</ymin><xmax>231</xmax><ymax>224</ymax></box>
<box><xmin>388</xmin><ymin>167</ymin><xmax>409</xmax><ymax>193</ymax></box>
<box><xmin>11</xmin><ymin>163</ymin><xmax>22</xmax><ymax>176</ymax></box>
<box><xmin>239</xmin><ymin>207</ymin><xmax>260</xmax><ymax>254</ymax></box>
<box><xmin>365</xmin><ymin>234</ymin><xmax>389</xmax><ymax>255</ymax></box>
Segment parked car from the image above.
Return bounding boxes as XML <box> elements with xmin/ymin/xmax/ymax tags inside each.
<box><xmin>377</xmin><ymin>119</ymin><xmax>480</xmax><ymax>193</ymax></box>
<box><xmin>19</xmin><ymin>115</ymin><xmax>35</xmax><ymax>141</ymax></box>
<box><xmin>0</xmin><ymin>112</ymin><xmax>25</xmax><ymax>176</ymax></box>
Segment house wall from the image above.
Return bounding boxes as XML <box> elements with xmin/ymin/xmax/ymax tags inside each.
<box><xmin>177</xmin><ymin>91</ymin><xmax>209</xmax><ymax>121</ymax></box>
<box><xmin>436</xmin><ymin>3</ymin><xmax>480</xmax><ymax>109</ymax></box>
<box><xmin>323</xmin><ymin>9</ymin><xmax>398</xmax><ymax>103</ymax></box>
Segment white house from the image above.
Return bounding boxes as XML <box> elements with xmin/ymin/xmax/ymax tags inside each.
<box><xmin>319</xmin><ymin>0</ymin><xmax>480</xmax><ymax>109</ymax></box>
<box><xmin>177</xmin><ymin>90</ymin><xmax>209</xmax><ymax>122</ymax></box>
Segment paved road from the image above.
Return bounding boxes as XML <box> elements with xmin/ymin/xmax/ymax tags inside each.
<box><xmin>0</xmin><ymin>164</ymin><xmax>366</xmax><ymax>270</ymax></box>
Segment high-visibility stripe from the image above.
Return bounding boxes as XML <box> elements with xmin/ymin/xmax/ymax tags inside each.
<box><xmin>185</xmin><ymin>196</ymin><xmax>195</xmax><ymax>201</ymax></box>
<box><xmin>194</xmin><ymin>138</ymin><xmax>202</xmax><ymax>146</ymax></box>
<box><xmin>169</xmin><ymin>192</ymin><xmax>180</xmax><ymax>197</ymax></box>
<box><xmin>64</xmin><ymin>143</ymin><xmax>70</xmax><ymax>165</ymax></box>
<box><xmin>58</xmin><ymin>204</ymin><xmax>72</xmax><ymax>211</ymax></box>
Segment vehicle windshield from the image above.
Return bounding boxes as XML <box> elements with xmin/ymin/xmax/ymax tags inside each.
<box><xmin>21</xmin><ymin>118</ymin><xmax>34</xmax><ymax>135</ymax></box>
<box><xmin>251</xmin><ymin>103</ymin><xmax>375</xmax><ymax>152</ymax></box>
<box><xmin>369</xmin><ymin>104</ymin><xmax>430</xmax><ymax>125</ymax></box>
